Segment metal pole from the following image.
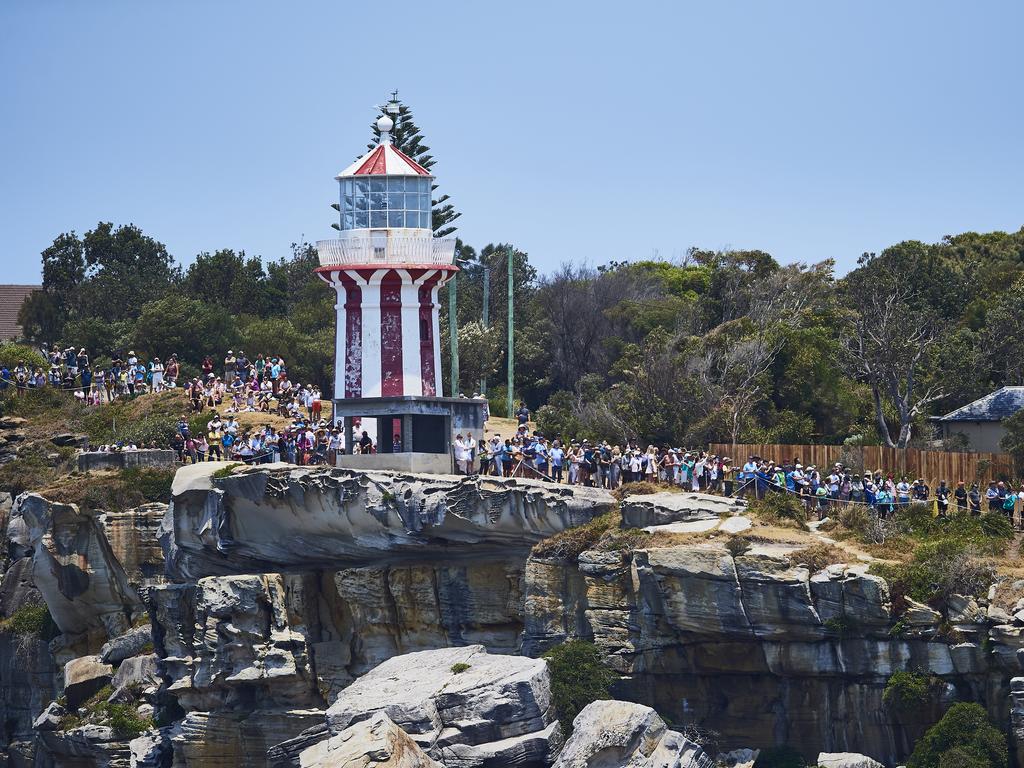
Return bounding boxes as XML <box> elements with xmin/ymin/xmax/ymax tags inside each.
<box><xmin>506</xmin><ymin>248</ymin><xmax>514</xmax><ymax>420</ymax></box>
<box><xmin>481</xmin><ymin>264</ymin><xmax>490</xmax><ymax>395</ymax></box>
<box><xmin>449</xmin><ymin>269</ymin><xmax>459</xmax><ymax>397</ymax></box>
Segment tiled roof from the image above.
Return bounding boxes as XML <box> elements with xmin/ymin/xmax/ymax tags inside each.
<box><xmin>0</xmin><ymin>285</ymin><xmax>39</xmax><ymax>341</ymax></box>
<box><xmin>936</xmin><ymin>386</ymin><xmax>1024</xmax><ymax>422</ymax></box>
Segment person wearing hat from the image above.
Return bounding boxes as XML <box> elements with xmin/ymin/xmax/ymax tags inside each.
<box><xmin>151</xmin><ymin>357</ymin><xmax>165</xmax><ymax>392</ymax></box>
<box><xmin>224</xmin><ymin>350</ymin><xmax>236</xmax><ymax>382</ymax></box>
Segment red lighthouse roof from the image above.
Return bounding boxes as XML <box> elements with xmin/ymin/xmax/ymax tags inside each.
<box><xmin>336</xmin><ymin>115</ymin><xmax>431</xmax><ymax>179</ymax></box>
<box><xmin>336</xmin><ymin>143</ymin><xmax>430</xmax><ymax>178</ymax></box>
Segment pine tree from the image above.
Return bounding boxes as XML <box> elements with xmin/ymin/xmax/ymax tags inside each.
<box><xmin>369</xmin><ymin>98</ymin><xmax>461</xmax><ymax>238</ymax></box>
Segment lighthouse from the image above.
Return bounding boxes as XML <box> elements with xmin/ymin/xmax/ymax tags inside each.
<box><xmin>315</xmin><ymin>109</ymin><xmax>485</xmax><ymax>471</ymax></box>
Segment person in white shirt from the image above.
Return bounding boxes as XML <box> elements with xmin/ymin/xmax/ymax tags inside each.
<box><xmin>454</xmin><ymin>434</ymin><xmax>472</xmax><ymax>475</ymax></box>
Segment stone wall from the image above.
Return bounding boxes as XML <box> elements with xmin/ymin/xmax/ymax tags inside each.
<box><xmin>77</xmin><ymin>450</ymin><xmax>176</xmax><ymax>472</ymax></box>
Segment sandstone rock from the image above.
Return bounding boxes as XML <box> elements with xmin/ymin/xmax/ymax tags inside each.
<box><xmin>171</xmin><ymin>709</ymin><xmax>326</xmax><ymax>768</ymax></box>
<box><xmin>130</xmin><ymin>728</ymin><xmax>171</xmax><ymax>768</ymax></box>
<box><xmin>163</xmin><ymin>464</ymin><xmax>613</xmax><ymax>580</ymax></box>
<box><xmin>63</xmin><ymin>655</ymin><xmax>113</xmax><ymax>708</ymax></box>
<box><xmin>111</xmin><ymin>653</ymin><xmax>159</xmax><ymax>692</ymax></box>
<box><xmin>32</xmin><ymin>701</ymin><xmax>65</xmax><ymax>731</ymax></box>
<box><xmin>989</xmin><ymin>604</ymin><xmax>1013</xmax><ymax>624</ymax></box>
<box><xmin>298</xmin><ymin>712</ymin><xmax>441</xmax><ymax>768</ymax></box>
<box><xmin>552</xmin><ymin>699</ymin><xmax>710</xmax><ymax>768</ymax></box>
<box><xmin>642</xmin><ymin>519</ymin><xmax>718</xmax><ymax>535</ymax></box>
<box><xmin>718</xmin><ymin>748</ymin><xmax>759</xmax><ymax>768</ymax></box>
<box><xmin>51</xmin><ymin>433</ymin><xmax>88</xmax><ymax>448</ymax></box>
<box><xmin>100</xmin><ymin>625</ymin><xmax>152</xmax><ymax>664</ymax></box>
<box><xmin>97</xmin><ymin>503</ymin><xmax>168</xmax><ymax>586</ymax></box>
<box><xmin>620</xmin><ymin>491</ymin><xmax>743</xmax><ymax>528</ymax></box>
<box><xmin>817</xmin><ymin>752</ymin><xmax>884</xmax><ymax>768</ymax></box>
<box><xmin>719</xmin><ymin>516</ymin><xmax>752</xmax><ymax>534</ymax></box>
<box><xmin>945</xmin><ymin>593</ymin><xmax>984</xmax><ymax>624</ymax></box>
<box><xmin>903</xmin><ymin>599</ymin><xmax>942</xmax><ymax>627</ymax></box>
<box><xmin>15</xmin><ymin>493</ymin><xmax>142</xmax><ymax>635</ymax></box>
<box><xmin>0</xmin><ymin>416</ymin><xmax>27</xmax><ymax>429</ymax></box>
<box><xmin>313</xmin><ymin>645</ymin><xmax>560</xmax><ymax>768</ymax></box>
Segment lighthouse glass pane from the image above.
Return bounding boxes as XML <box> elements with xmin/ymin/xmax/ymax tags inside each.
<box><xmin>419</xmin><ymin>194</ymin><xmax>431</xmax><ymax>212</ymax></box>
<box><xmin>355</xmin><ymin>193</ymin><xmax>368</xmax><ymax>211</ymax></box>
<box><xmin>342</xmin><ymin>210</ymin><xmax>354</xmax><ymax>230</ymax></box>
<box><xmin>387</xmin><ymin>193</ymin><xmax>403</xmax><ymax>210</ymax></box>
<box><xmin>370</xmin><ymin>179</ymin><xmax>385</xmax><ymax>193</ymax></box>
<box><xmin>354</xmin><ymin>211</ymin><xmax>368</xmax><ymax>228</ymax></box>
<box><xmin>388</xmin><ymin>210</ymin><xmax>404</xmax><ymax>227</ymax></box>
<box><xmin>370</xmin><ymin>210</ymin><xmax>386</xmax><ymax>228</ymax></box>
<box><xmin>355</xmin><ymin>179</ymin><xmax>369</xmax><ymax>195</ymax></box>
<box><xmin>370</xmin><ymin>192</ymin><xmax>385</xmax><ymax>210</ymax></box>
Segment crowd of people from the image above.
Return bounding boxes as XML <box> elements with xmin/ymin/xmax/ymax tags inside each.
<box><xmin>0</xmin><ymin>345</ymin><xmax>324</xmax><ymax>418</ymax></box>
<box><xmin>455</xmin><ymin>405</ymin><xmax>1022</xmax><ymax>527</ymax></box>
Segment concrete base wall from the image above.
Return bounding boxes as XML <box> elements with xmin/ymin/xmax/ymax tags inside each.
<box><xmin>337</xmin><ymin>452</ymin><xmax>453</xmax><ymax>474</ymax></box>
<box><xmin>78</xmin><ymin>449</ymin><xmax>177</xmax><ymax>472</ymax></box>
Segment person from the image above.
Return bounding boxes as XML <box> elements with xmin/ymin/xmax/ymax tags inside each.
<box><xmin>151</xmin><ymin>358</ymin><xmax>165</xmax><ymax>392</ymax></box>
<box><xmin>224</xmin><ymin>351</ymin><xmax>236</xmax><ymax>382</ymax></box>
<box><xmin>986</xmin><ymin>481</ymin><xmax>1000</xmax><ymax>513</ymax></box>
<box><xmin>515</xmin><ymin>402</ymin><xmax>530</xmax><ymax>427</ymax></box>
<box><xmin>454</xmin><ymin>433</ymin><xmax>471</xmax><ymax>474</ymax></box>
<box><xmin>896</xmin><ymin>477</ymin><xmax>911</xmax><ymax>506</ymax></box>
<box><xmin>1003</xmin><ymin>485</ymin><xmax>1018</xmax><ymax>529</ymax></box>
<box><xmin>721</xmin><ymin>457</ymin><xmax>734</xmax><ymax>497</ymax></box>
<box><xmin>936</xmin><ymin>481</ymin><xmax>950</xmax><ymax>518</ymax></box>
<box><xmin>392</xmin><ymin>433</ymin><xmax>402</xmax><ymax>453</ymax></box>
<box><xmin>968</xmin><ymin>483</ymin><xmax>982</xmax><ymax>516</ymax></box>
<box><xmin>954</xmin><ymin>481</ymin><xmax>968</xmax><ymax>513</ymax></box>
<box><xmin>549</xmin><ymin>439</ymin><xmax>564</xmax><ymax>483</ymax></box>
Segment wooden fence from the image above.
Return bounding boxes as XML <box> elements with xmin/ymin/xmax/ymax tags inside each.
<box><xmin>706</xmin><ymin>443</ymin><xmax>1016</xmax><ymax>488</ymax></box>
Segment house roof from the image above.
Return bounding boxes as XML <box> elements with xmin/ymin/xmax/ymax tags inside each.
<box><xmin>0</xmin><ymin>284</ymin><xmax>39</xmax><ymax>341</ymax></box>
<box><xmin>935</xmin><ymin>386</ymin><xmax>1024</xmax><ymax>422</ymax></box>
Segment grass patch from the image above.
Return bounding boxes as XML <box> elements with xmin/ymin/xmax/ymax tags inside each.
<box><xmin>0</xmin><ymin>603</ymin><xmax>58</xmax><ymax>639</ymax></box>
<box><xmin>211</xmin><ymin>463</ymin><xmax>243</xmax><ymax>480</ymax></box>
<box><xmin>871</xmin><ymin>538</ymin><xmax>997</xmax><ymax>612</ymax></box>
<box><xmin>725</xmin><ymin>536</ymin><xmax>752</xmax><ymax>557</ymax></box>
<box><xmin>58</xmin><ymin>684</ymin><xmax>153</xmax><ymax>738</ymax></box>
<box><xmin>612</xmin><ymin>481</ymin><xmax>669</xmax><ymax>500</ymax></box>
<box><xmin>532</xmin><ymin>510</ymin><xmax>622</xmax><ymax>561</ymax></box>
<box><xmin>823</xmin><ymin>615</ymin><xmax>858</xmax><ymax>637</ymax></box>
<box><xmin>747</xmin><ymin>493</ymin><xmax>808</xmax><ymax>531</ymax></box>
<box><xmin>542</xmin><ymin>640</ymin><xmax>616</xmax><ymax>734</ymax></box>
<box><xmin>42</xmin><ymin>466</ymin><xmax>176</xmax><ymax>513</ymax></box>
<box><xmin>450</xmin><ymin>662</ymin><xmax>471</xmax><ymax>674</ymax></box>
<box><xmin>786</xmin><ymin>543</ymin><xmax>848</xmax><ymax>572</ymax></box>
<box><xmin>0</xmin><ymin>443</ymin><xmax>75</xmax><ymax>495</ymax></box>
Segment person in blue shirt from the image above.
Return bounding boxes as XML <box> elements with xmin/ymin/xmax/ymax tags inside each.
<box><xmin>534</xmin><ymin>437</ymin><xmax>550</xmax><ymax>478</ymax></box>
<box><xmin>549</xmin><ymin>441</ymin><xmax>565</xmax><ymax>484</ymax></box>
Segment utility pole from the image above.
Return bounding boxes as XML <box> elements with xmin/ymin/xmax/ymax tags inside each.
<box><xmin>480</xmin><ymin>263</ymin><xmax>490</xmax><ymax>395</ymax></box>
<box><xmin>506</xmin><ymin>247</ymin><xmax>514</xmax><ymax>420</ymax></box>
<box><xmin>449</xmin><ymin>266</ymin><xmax>459</xmax><ymax>398</ymax></box>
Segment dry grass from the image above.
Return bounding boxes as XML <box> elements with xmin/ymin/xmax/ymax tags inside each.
<box><xmin>787</xmin><ymin>543</ymin><xmax>850</xmax><ymax>572</ymax></box>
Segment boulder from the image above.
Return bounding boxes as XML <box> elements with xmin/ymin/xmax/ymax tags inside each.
<box><xmin>903</xmin><ymin>599</ymin><xmax>942</xmax><ymax>627</ymax></box>
<box><xmin>63</xmin><ymin>655</ymin><xmax>113</xmax><ymax>708</ymax></box>
<box><xmin>314</xmin><ymin>645</ymin><xmax>560</xmax><ymax>768</ymax></box>
<box><xmin>111</xmin><ymin>653</ymin><xmax>159</xmax><ymax>692</ymax></box>
<box><xmin>620</xmin><ymin>491</ymin><xmax>742</xmax><ymax>528</ymax></box>
<box><xmin>51</xmin><ymin>433</ymin><xmax>88</xmax><ymax>448</ymax></box>
<box><xmin>817</xmin><ymin>753</ymin><xmax>885</xmax><ymax>768</ymax></box>
<box><xmin>163</xmin><ymin>464</ymin><xmax>614</xmax><ymax>580</ymax></box>
<box><xmin>552</xmin><ymin>699</ymin><xmax>710</xmax><ymax>768</ymax></box>
<box><xmin>0</xmin><ymin>416</ymin><xmax>27</xmax><ymax>429</ymax></box>
<box><xmin>299</xmin><ymin>712</ymin><xmax>441</xmax><ymax>768</ymax></box>
<box><xmin>100</xmin><ymin>625</ymin><xmax>152</xmax><ymax>664</ymax></box>
<box><xmin>33</xmin><ymin>701</ymin><xmax>66</xmax><ymax>731</ymax></box>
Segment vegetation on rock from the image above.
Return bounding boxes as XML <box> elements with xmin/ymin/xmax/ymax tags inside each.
<box><xmin>542</xmin><ymin>640</ymin><xmax>616</xmax><ymax>734</ymax></box>
<box><xmin>883</xmin><ymin>671</ymin><xmax>941</xmax><ymax>711</ymax></box>
<box><xmin>907</xmin><ymin>702</ymin><xmax>1007</xmax><ymax>768</ymax></box>
<box><xmin>0</xmin><ymin>603</ymin><xmax>57</xmax><ymax>640</ymax></box>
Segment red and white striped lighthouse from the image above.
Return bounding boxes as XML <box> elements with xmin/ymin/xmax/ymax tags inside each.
<box><xmin>315</xmin><ymin>114</ymin><xmax>457</xmax><ymax>401</ymax></box>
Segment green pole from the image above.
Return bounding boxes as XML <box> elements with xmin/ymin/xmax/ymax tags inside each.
<box><xmin>481</xmin><ymin>264</ymin><xmax>490</xmax><ymax>395</ymax></box>
<box><xmin>449</xmin><ymin>270</ymin><xmax>459</xmax><ymax>397</ymax></box>
<box><xmin>506</xmin><ymin>248</ymin><xmax>514</xmax><ymax>420</ymax></box>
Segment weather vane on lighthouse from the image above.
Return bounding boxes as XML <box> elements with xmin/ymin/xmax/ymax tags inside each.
<box><xmin>313</xmin><ymin>95</ymin><xmax>485</xmax><ymax>472</ymax></box>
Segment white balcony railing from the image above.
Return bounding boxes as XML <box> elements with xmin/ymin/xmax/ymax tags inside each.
<box><xmin>317</xmin><ymin>231</ymin><xmax>456</xmax><ymax>267</ymax></box>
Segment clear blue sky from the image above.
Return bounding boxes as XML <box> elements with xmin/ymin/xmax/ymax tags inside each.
<box><xmin>2</xmin><ymin>1</ymin><xmax>1022</xmax><ymax>283</ymax></box>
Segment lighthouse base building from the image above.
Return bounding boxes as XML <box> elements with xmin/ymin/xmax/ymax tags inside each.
<box><xmin>315</xmin><ymin>111</ymin><xmax>485</xmax><ymax>473</ymax></box>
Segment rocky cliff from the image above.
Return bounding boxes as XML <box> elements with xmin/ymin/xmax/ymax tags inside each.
<box><xmin>5</xmin><ymin>462</ymin><xmax>1024</xmax><ymax>768</ymax></box>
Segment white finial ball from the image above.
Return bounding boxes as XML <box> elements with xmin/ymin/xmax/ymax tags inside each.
<box><xmin>376</xmin><ymin>115</ymin><xmax>394</xmax><ymax>133</ymax></box>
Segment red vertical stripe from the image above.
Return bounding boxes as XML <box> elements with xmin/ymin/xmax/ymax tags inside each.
<box><xmin>340</xmin><ymin>273</ymin><xmax>363</xmax><ymax>398</ymax></box>
<box><xmin>380</xmin><ymin>271</ymin><xmax>404</xmax><ymax>396</ymax></box>
<box><xmin>418</xmin><ymin>274</ymin><xmax>440</xmax><ymax>396</ymax></box>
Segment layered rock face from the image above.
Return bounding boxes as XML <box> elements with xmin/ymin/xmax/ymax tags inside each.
<box><xmin>162</xmin><ymin>464</ymin><xmax>612</xmax><ymax>580</ymax></box>
<box><xmin>525</xmin><ymin>544</ymin><xmax>1011</xmax><ymax>765</ymax></box>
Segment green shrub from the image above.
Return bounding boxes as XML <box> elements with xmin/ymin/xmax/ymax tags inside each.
<box><xmin>823</xmin><ymin>616</ymin><xmax>857</xmax><ymax>637</ymax></box>
<box><xmin>872</xmin><ymin>539</ymin><xmax>996</xmax><ymax>609</ymax></box>
<box><xmin>0</xmin><ymin>603</ymin><xmax>57</xmax><ymax>639</ymax></box>
<box><xmin>106</xmin><ymin>703</ymin><xmax>152</xmax><ymax>739</ymax></box>
<box><xmin>747</xmin><ymin>493</ymin><xmax>808</xmax><ymax>531</ymax></box>
<box><xmin>753</xmin><ymin>745</ymin><xmax>806</xmax><ymax>768</ymax></box>
<box><xmin>450</xmin><ymin>662</ymin><xmax>471</xmax><ymax>674</ymax></box>
<box><xmin>0</xmin><ymin>342</ymin><xmax>47</xmax><ymax>372</ymax></box>
<box><xmin>542</xmin><ymin>640</ymin><xmax>616</xmax><ymax>734</ymax></box>
<box><xmin>883</xmin><ymin>671</ymin><xmax>939</xmax><ymax>711</ymax></box>
<box><xmin>907</xmin><ymin>702</ymin><xmax>1006</xmax><ymax>768</ymax></box>
<box><xmin>122</xmin><ymin>467</ymin><xmax>174</xmax><ymax>501</ymax></box>
<box><xmin>212</xmin><ymin>463</ymin><xmax>243</xmax><ymax>480</ymax></box>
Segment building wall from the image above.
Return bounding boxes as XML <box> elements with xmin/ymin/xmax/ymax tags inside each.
<box><xmin>941</xmin><ymin>421</ymin><xmax>1006</xmax><ymax>453</ymax></box>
